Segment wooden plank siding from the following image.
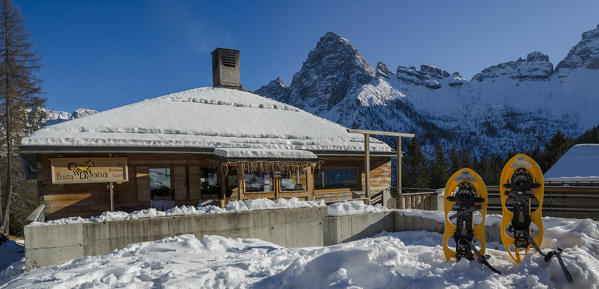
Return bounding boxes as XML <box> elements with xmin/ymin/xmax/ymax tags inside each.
<box><xmin>313</xmin><ymin>157</ymin><xmax>391</xmax><ymax>204</ymax></box>
<box><xmin>135</xmin><ymin>166</ymin><xmax>150</xmax><ymax>202</ymax></box>
<box><xmin>188</xmin><ymin>166</ymin><xmax>202</xmax><ymax>200</ymax></box>
<box><xmin>173</xmin><ymin>166</ymin><xmax>187</xmax><ymax>200</ymax></box>
<box><xmin>37</xmin><ymin>153</ymin><xmax>392</xmax><ymax>220</ymax></box>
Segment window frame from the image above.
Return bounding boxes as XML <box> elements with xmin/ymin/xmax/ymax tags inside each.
<box><xmin>314</xmin><ymin>166</ymin><xmax>360</xmax><ymax>192</ymax></box>
<box><xmin>279</xmin><ymin>169</ymin><xmax>309</xmax><ymax>193</ymax></box>
<box><xmin>243</xmin><ymin>170</ymin><xmax>275</xmax><ymax>193</ymax></box>
<box><xmin>198</xmin><ymin>167</ymin><xmax>220</xmax><ymax>195</ymax></box>
<box><xmin>149</xmin><ymin>167</ymin><xmax>174</xmax><ymax>200</ymax></box>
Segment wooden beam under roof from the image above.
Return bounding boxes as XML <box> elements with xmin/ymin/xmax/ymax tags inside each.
<box><xmin>347</xmin><ymin>129</ymin><xmax>415</xmax><ymax>138</ymax></box>
<box><xmin>347</xmin><ymin>128</ymin><xmax>415</xmax><ymax>209</ymax></box>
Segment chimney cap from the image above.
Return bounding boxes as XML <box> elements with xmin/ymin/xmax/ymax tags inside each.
<box><xmin>212</xmin><ymin>48</ymin><xmax>241</xmax><ymax>89</ymax></box>
<box><xmin>211</xmin><ymin>47</ymin><xmax>240</xmax><ymax>54</ymax></box>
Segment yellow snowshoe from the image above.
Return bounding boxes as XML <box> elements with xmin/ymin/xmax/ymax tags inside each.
<box><xmin>499</xmin><ymin>154</ymin><xmax>544</xmax><ymax>263</ymax></box>
<box><xmin>500</xmin><ymin>154</ymin><xmax>572</xmax><ymax>282</ymax></box>
<box><xmin>443</xmin><ymin>168</ymin><xmax>499</xmax><ymax>274</ymax></box>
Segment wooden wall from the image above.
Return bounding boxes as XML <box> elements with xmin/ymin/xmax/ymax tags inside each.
<box><xmin>38</xmin><ymin>153</ymin><xmax>219</xmax><ymax>219</ymax></box>
<box><xmin>313</xmin><ymin>156</ymin><xmax>391</xmax><ymax>203</ymax></box>
<box><xmin>37</xmin><ymin>153</ymin><xmax>392</xmax><ymax>220</ymax></box>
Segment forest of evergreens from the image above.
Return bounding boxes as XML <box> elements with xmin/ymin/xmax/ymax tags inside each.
<box><xmin>401</xmin><ymin>125</ymin><xmax>599</xmax><ymax>188</ymax></box>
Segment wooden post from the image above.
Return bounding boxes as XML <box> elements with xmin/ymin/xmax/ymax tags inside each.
<box><xmin>346</xmin><ymin>129</ymin><xmax>414</xmax><ymax>208</ymax></box>
<box><xmin>109</xmin><ymin>182</ymin><xmax>115</xmax><ymax>211</ymax></box>
<box><xmin>238</xmin><ymin>165</ymin><xmax>244</xmax><ymax>201</ymax></box>
<box><xmin>364</xmin><ymin>134</ymin><xmax>370</xmax><ymax>204</ymax></box>
<box><xmin>219</xmin><ymin>165</ymin><xmax>227</xmax><ymax>207</ymax></box>
<box><xmin>396</xmin><ymin>136</ymin><xmax>405</xmax><ymax>209</ymax></box>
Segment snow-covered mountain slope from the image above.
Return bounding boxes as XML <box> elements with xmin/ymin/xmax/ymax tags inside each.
<box><xmin>257</xmin><ymin>25</ymin><xmax>599</xmax><ymax>156</ymax></box>
<box><xmin>43</xmin><ymin>107</ymin><xmax>97</xmax><ymax>126</ymax></box>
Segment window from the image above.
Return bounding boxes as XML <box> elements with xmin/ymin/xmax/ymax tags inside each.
<box><xmin>280</xmin><ymin>170</ymin><xmax>307</xmax><ymax>191</ymax></box>
<box><xmin>245</xmin><ymin>171</ymin><xmax>273</xmax><ymax>192</ymax></box>
<box><xmin>200</xmin><ymin>168</ymin><xmax>220</xmax><ymax>195</ymax></box>
<box><xmin>314</xmin><ymin>168</ymin><xmax>358</xmax><ymax>190</ymax></box>
<box><xmin>150</xmin><ymin>168</ymin><xmax>172</xmax><ymax>199</ymax></box>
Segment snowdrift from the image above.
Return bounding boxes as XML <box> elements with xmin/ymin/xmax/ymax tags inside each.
<box><xmin>2</xmin><ymin>214</ymin><xmax>598</xmax><ymax>289</ymax></box>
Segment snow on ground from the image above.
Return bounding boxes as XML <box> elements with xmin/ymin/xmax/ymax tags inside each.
<box><xmin>398</xmin><ymin>209</ymin><xmax>506</xmax><ymax>226</ymax></box>
<box><xmin>0</xmin><ymin>238</ymin><xmax>25</xmax><ymax>287</ymax></box>
<box><xmin>30</xmin><ymin>199</ymin><xmax>388</xmax><ymax>226</ymax></box>
<box><xmin>327</xmin><ymin>200</ymin><xmax>388</xmax><ymax>216</ymax></box>
<box><xmin>0</xmin><ymin>238</ymin><xmax>24</xmax><ymax>272</ymax></box>
<box><xmin>3</xmin><ymin>213</ymin><xmax>598</xmax><ymax>289</ymax></box>
<box><xmin>30</xmin><ymin>198</ymin><xmax>326</xmax><ymax>226</ymax></box>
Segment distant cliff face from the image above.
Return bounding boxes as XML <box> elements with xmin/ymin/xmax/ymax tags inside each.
<box><xmin>44</xmin><ymin>108</ymin><xmax>98</xmax><ymax>126</ymax></box>
<box><xmin>557</xmin><ymin>24</ymin><xmax>599</xmax><ymax>69</ymax></box>
<box><xmin>257</xmin><ymin>25</ymin><xmax>599</xmax><ymax>156</ymax></box>
<box><xmin>472</xmin><ymin>51</ymin><xmax>554</xmax><ymax>81</ymax></box>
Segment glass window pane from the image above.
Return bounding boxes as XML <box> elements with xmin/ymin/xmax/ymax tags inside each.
<box><xmin>150</xmin><ymin>168</ymin><xmax>172</xmax><ymax>198</ymax></box>
<box><xmin>245</xmin><ymin>171</ymin><xmax>273</xmax><ymax>192</ymax></box>
<box><xmin>200</xmin><ymin>168</ymin><xmax>220</xmax><ymax>194</ymax></box>
<box><xmin>280</xmin><ymin>170</ymin><xmax>307</xmax><ymax>191</ymax></box>
<box><xmin>314</xmin><ymin>168</ymin><xmax>357</xmax><ymax>190</ymax></box>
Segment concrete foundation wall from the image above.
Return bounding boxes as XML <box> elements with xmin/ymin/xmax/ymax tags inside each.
<box><xmin>323</xmin><ymin>212</ymin><xmax>394</xmax><ymax>245</ymax></box>
<box><xmin>26</xmin><ymin>207</ymin><xmax>328</xmax><ymax>269</ymax></box>
<box><xmin>25</xmin><ymin>208</ymin><xmax>504</xmax><ymax>270</ymax></box>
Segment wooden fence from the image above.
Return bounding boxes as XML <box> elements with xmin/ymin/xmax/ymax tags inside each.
<box><xmin>390</xmin><ymin>187</ymin><xmax>438</xmax><ymax>210</ymax></box>
<box><xmin>387</xmin><ymin>185</ymin><xmax>599</xmax><ymax>220</ymax></box>
<box><xmin>487</xmin><ymin>185</ymin><xmax>599</xmax><ymax>220</ymax></box>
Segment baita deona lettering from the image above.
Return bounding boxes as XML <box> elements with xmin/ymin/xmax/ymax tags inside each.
<box><xmin>56</xmin><ymin>170</ymin><xmax>108</xmax><ymax>180</ymax></box>
<box><xmin>79</xmin><ymin>170</ymin><xmax>108</xmax><ymax>180</ymax></box>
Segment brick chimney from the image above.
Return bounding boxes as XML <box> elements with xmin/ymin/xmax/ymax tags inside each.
<box><xmin>211</xmin><ymin>48</ymin><xmax>241</xmax><ymax>89</ymax></box>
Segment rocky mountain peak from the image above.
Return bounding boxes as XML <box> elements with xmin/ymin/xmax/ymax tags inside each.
<box><xmin>376</xmin><ymin>62</ymin><xmax>393</xmax><ymax>79</ymax></box>
<box><xmin>303</xmin><ymin>31</ymin><xmax>375</xmax><ymax>78</ymax></box>
<box><xmin>72</xmin><ymin>108</ymin><xmax>98</xmax><ymax>119</ymax></box>
<box><xmin>255</xmin><ymin>77</ymin><xmax>289</xmax><ymax>100</ymax></box>
<box><xmin>395</xmin><ymin>64</ymin><xmax>452</xmax><ymax>89</ymax></box>
<box><xmin>557</xmin><ymin>24</ymin><xmax>599</xmax><ymax>70</ymax></box>
<box><xmin>448</xmin><ymin>72</ymin><xmax>464</xmax><ymax>87</ymax></box>
<box><xmin>582</xmin><ymin>24</ymin><xmax>599</xmax><ymax>41</ymax></box>
<box><xmin>266</xmin><ymin>31</ymin><xmax>376</xmax><ymax>112</ymax></box>
<box><xmin>526</xmin><ymin>51</ymin><xmax>549</xmax><ymax>62</ymax></box>
<box><xmin>473</xmin><ymin>51</ymin><xmax>553</xmax><ymax>81</ymax></box>
<box><xmin>43</xmin><ymin>107</ymin><xmax>98</xmax><ymax>126</ymax></box>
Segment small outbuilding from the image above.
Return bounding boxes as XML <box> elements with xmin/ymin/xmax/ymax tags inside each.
<box><xmin>21</xmin><ymin>48</ymin><xmax>398</xmax><ymax>220</ymax></box>
<box><xmin>544</xmin><ymin>144</ymin><xmax>599</xmax><ymax>185</ymax></box>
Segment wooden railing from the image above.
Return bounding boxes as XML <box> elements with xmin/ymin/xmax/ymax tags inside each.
<box><xmin>25</xmin><ymin>204</ymin><xmax>46</xmax><ymax>224</ymax></box>
<box><xmin>487</xmin><ymin>185</ymin><xmax>599</xmax><ymax>220</ymax></box>
<box><xmin>391</xmin><ymin>187</ymin><xmax>438</xmax><ymax>210</ymax></box>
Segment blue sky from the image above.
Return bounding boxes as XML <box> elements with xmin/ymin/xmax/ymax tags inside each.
<box><xmin>16</xmin><ymin>0</ymin><xmax>599</xmax><ymax>112</ymax></box>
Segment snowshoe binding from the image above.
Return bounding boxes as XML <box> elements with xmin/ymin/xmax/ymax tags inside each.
<box><xmin>500</xmin><ymin>154</ymin><xmax>572</xmax><ymax>282</ymax></box>
<box><xmin>443</xmin><ymin>168</ymin><xmax>500</xmax><ymax>274</ymax></box>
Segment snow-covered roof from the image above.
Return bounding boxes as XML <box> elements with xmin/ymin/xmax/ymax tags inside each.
<box><xmin>21</xmin><ymin>87</ymin><xmax>392</xmax><ymax>154</ymax></box>
<box><xmin>214</xmin><ymin>148</ymin><xmax>317</xmax><ymax>159</ymax></box>
<box><xmin>544</xmin><ymin>144</ymin><xmax>599</xmax><ymax>183</ymax></box>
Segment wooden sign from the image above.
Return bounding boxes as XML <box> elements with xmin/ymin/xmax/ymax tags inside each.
<box><xmin>50</xmin><ymin>157</ymin><xmax>128</xmax><ymax>184</ymax></box>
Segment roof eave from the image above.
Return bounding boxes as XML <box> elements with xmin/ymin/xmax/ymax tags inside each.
<box><xmin>20</xmin><ymin>145</ymin><xmax>397</xmax><ymax>157</ymax></box>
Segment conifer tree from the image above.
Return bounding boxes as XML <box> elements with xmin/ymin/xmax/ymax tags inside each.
<box><xmin>0</xmin><ymin>0</ymin><xmax>45</xmax><ymax>234</ymax></box>
<box><xmin>538</xmin><ymin>131</ymin><xmax>572</xmax><ymax>172</ymax></box>
<box><xmin>448</xmin><ymin>147</ymin><xmax>460</xmax><ymax>175</ymax></box>
<box><xmin>460</xmin><ymin>146</ymin><xmax>473</xmax><ymax>169</ymax></box>
<box><xmin>403</xmin><ymin>137</ymin><xmax>430</xmax><ymax>188</ymax></box>
<box><xmin>429</xmin><ymin>143</ymin><xmax>448</xmax><ymax>188</ymax></box>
